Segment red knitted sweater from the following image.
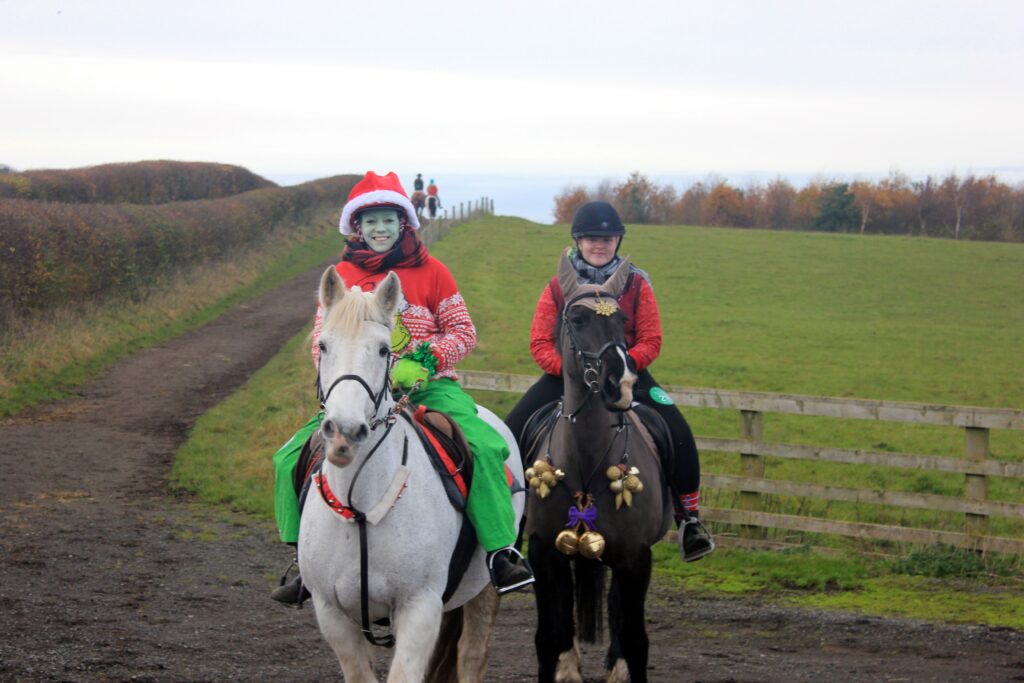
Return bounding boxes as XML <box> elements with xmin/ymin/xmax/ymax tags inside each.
<box><xmin>529</xmin><ymin>274</ymin><xmax>663</xmax><ymax>376</ymax></box>
<box><xmin>311</xmin><ymin>256</ymin><xmax>476</xmax><ymax>379</ymax></box>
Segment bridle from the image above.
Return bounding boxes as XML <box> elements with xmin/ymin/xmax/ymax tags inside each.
<box><xmin>561</xmin><ymin>290</ymin><xmax>628</xmax><ymax>402</ymax></box>
<box><xmin>316</xmin><ymin>349</ymin><xmax>394</xmax><ymax>431</ymax></box>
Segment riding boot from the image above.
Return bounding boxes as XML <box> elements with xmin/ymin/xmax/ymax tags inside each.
<box><xmin>679</xmin><ymin>513</ymin><xmax>715</xmax><ymax>563</ymax></box>
<box><xmin>487</xmin><ymin>546</ymin><xmax>535</xmax><ymax>595</ymax></box>
<box><xmin>271</xmin><ymin>558</ymin><xmax>311</xmax><ymax>608</ymax></box>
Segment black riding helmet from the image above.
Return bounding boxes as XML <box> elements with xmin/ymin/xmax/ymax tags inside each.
<box><xmin>571</xmin><ymin>201</ymin><xmax>625</xmax><ymax>238</ymax></box>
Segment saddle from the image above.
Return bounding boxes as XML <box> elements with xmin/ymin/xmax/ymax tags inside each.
<box><xmin>294</xmin><ymin>407</ymin><xmax>479</xmax><ymax>604</ymax></box>
<box><xmin>519</xmin><ymin>400</ymin><xmax>675</xmax><ymax>483</ymax></box>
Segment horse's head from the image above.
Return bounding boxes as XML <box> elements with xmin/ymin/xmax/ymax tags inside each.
<box><xmin>557</xmin><ymin>252</ymin><xmax>638</xmax><ymax>411</ymax></box>
<box><xmin>316</xmin><ymin>266</ymin><xmax>402</xmax><ymax>467</ymax></box>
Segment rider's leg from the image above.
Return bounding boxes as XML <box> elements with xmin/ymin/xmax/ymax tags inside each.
<box><xmin>270</xmin><ymin>413</ymin><xmax>323</xmax><ymax>605</ymax></box>
<box><xmin>412</xmin><ymin>379</ymin><xmax>535</xmax><ymax>594</ymax></box>
<box><xmin>503</xmin><ymin>373</ymin><xmax>562</xmax><ymax>450</ymax></box>
<box><xmin>633</xmin><ymin>371</ymin><xmax>714</xmax><ymax>562</ymax></box>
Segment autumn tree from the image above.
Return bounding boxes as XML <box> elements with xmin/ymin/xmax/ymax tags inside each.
<box><xmin>613</xmin><ymin>172</ymin><xmax>656</xmax><ymax>224</ymax></box>
<box><xmin>850</xmin><ymin>180</ymin><xmax>876</xmax><ymax>234</ymax></box>
<box><xmin>553</xmin><ymin>185</ymin><xmax>591</xmax><ymax>224</ymax></box>
<box><xmin>705</xmin><ymin>182</ymin><xmax>748</xmax><ymax>227</ymax></box>
<box><xmin>763</xmin><ymin>178</ymin><xmax>797</xmax><ymax>229</ymax></box>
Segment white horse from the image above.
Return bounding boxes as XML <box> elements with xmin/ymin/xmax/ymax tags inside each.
<box><xmin>299</xmin><ymin>266</ymin><xmax>526</xmax><ymax>683</ymax></box>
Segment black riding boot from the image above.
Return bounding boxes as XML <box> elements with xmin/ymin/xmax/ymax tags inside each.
<box><xmin>271</xmin><ymin>558</ymin><xmax>311</xmax><ymax>607</ymax></box>
<box><xmin>487</xmin><ymin>546</ymin><xmax>535</xmax><ymax>595</ymax></box>
<box><xmin>680</xmin><ymin>513</ymin><xmax>715</xmax><ymax>563</ymax></box>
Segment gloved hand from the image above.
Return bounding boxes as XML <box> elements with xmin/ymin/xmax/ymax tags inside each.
<box><xmin>392</xmin><ymin>358</ymin><xmax>430</xmax><ymax>389</ymax></box>
<box><xmin>625</xmin><ymin>352</ymin><xmax>638</xmax><ymax>373</ymax></box>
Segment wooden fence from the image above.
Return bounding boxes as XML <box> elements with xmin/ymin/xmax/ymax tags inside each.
<box><xmin>457</xmin><ymin>370</ymin><xmax>1024</xmax><ymax>555</ymax></box>
<box><xmin>417</xmin><ymin>197</ymin><xmax>494</xmax><ymax>247</ymax></box>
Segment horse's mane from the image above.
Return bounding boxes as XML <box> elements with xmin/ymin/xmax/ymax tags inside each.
<box><xmin>323</xmin><ymin>286</ymin><xmax>390</xmax><ymax>336</ymax></box>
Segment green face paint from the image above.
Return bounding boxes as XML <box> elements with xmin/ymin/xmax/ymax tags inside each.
<box><xmin>649</xmin><ymin>386</ymin><xmax>674</xmax><ymax>406</ymax></box>
<box><xmin>358</xmin><ymin>208</ymin><xmax>402</xmax><ymax>253</ymax></box>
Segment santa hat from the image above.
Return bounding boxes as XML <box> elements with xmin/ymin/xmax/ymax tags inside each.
<box><xmin>338</xmin><ymin>171</ymin><xmax>421</xmax><ymax>235</ymax></box>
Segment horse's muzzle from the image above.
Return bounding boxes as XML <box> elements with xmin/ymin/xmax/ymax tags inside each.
<box><xmin>322</xmin><ymin>419</ymin><xmax>354</xmax><ymax>467</ymax></box>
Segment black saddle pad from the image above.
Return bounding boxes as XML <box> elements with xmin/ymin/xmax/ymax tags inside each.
<box><xmin>519</xmin><ymin>400</ymin><xmax>561</xmax><ymax>465</ymax></box>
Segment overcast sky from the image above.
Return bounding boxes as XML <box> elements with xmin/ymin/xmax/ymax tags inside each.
<box><xmin>2</xmin><ymin>1</ymin><xmax>1022</xmax><ymax>220</ymax></box>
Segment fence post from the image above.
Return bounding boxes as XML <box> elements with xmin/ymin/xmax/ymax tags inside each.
<box><xmin>739</xmin><ymin>409</ymin><xmax>765</xmax><ymax>538</ymax></box>
<box><xmin>965</xmin><ymin>427</ymin><xmax>990</xmax><ymax>544</ymax></box>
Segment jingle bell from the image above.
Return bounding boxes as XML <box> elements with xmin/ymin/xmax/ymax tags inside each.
<box><xmin>577</xmin><ymin>531</ymin><xmax>605</xmax><ymax>559</ymax></box>
<box><xmin>555</xmin><ymin>529</ymin><xmax>580</xmax><ymax>555</ymax></box>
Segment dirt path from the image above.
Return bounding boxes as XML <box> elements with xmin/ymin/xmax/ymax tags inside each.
<box><xmin>1</xmin><ymin>262</ymin><xmax>1021</xmax><ymax>683</ymax></box>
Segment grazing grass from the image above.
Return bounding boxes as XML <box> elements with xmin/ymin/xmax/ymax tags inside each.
<box><xmin>0</xmin><ymin>216</ymin><xmax>341</xmax><ymax>416</ymax></box>
<box><xmin>171</xmin><ymin>215</ymin><xmax>1023</xmax><ymax>627</ymax></box>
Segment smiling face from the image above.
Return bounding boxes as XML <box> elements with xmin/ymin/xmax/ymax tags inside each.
<box><xmin>358</xmin><ymin>208</ymin><xmax>402</xmax><ymax>253</ymax></box>
<box><xmin>576</xmin><ymin>235</ymin><xmax>620</xmax><ymax>267</ymax></box>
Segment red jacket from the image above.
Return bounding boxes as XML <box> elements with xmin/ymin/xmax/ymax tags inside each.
<box><xmin>529</xmin><ymin>272</ymin><xmax>662</xmax><ymax>376</ymax></box>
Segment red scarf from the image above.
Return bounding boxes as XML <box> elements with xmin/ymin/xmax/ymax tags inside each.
<box><xmin>342</xmin><ymin>225</ymin><xmax>428</xmax><ymax>273</ymax></box>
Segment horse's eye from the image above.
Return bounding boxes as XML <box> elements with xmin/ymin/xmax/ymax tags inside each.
<box><xmin>318</xmin><ymin>341</ymin><xmax>327</xmax><ymax>353</ymax></box>
<box><xmin>379</xmin><ymin>345</ymin><xmax>389</xmax><ymax>358</ymax></box>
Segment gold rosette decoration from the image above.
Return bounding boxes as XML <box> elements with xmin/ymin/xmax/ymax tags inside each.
<box><xmin>525</xmin><ymin>459</ymin><xmax>566</xmax><ymax>499</ymax></box>
<box><xmin>607</xmin><ymin>464</ymin><xmax>644</xmax><ymax>509</ymax></box>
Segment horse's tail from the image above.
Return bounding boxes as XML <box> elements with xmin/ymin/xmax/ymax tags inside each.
<box><xmin>573</xmin><ymin>557</ymin><xmax>605</xmax><ymax>643</ymax></box>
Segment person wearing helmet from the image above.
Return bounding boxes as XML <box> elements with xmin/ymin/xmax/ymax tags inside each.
<box><xmin>504</xmin><ymin>200</ymin><xmax>714</xmax><ymax>562</ymax></box>
<box><xmin>271</xmin><ymin>171</ymin><xmax>533</xmax><ymax>606</ymax></box>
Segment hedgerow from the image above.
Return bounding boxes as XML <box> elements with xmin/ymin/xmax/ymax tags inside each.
<box><xmin>0</xmin><ymin>175</ymin><xmax>359</xmax><ymax>319</ymax></box>
<box><xmin>0</xmin><ymin>161</ymin><xmax>276</xmax><ymax>204</ymax></box>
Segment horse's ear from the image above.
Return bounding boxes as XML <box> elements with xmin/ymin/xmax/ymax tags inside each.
<box><xmin>375</xmin><ymin>271</ymin><xmax>403</xmax><ymax>322</ymax></box>
<box><xmin>601</xmin><ymin>255</ymin><xmax>632</xmax><ymax>298</ymax></box>
<box><xmin>558</xmin><ymin>249</ymin><xmax>578</xmax><ymax>302</ymax></box>
<box><xmin>319</xmin><ymin>266</ymin><xmax>346</xmax><ymax>310</ymax></box>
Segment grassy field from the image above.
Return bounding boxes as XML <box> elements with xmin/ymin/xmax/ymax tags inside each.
<box><xmin>434</xmin><ymin>217</ymin><xmax>1024</xmax><ymax>540</ymax></box>
<box><xmin>171</xmin><ymin>215</ymin><xmax>1023</xmax><ymax>628</ymax></box>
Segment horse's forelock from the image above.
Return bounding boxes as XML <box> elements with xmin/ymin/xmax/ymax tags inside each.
<box><xmin>323</xmin><ymin>286</ymin><xmax>390</xmax><ymax>336</ymax></box>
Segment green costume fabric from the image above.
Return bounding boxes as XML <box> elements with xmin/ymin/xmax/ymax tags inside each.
<box><xmin>273</xmin><ymin>412</ymin><xmax>323</xmax><ymax>543</ymax></box>
<box><xmin>271</xmin><ymin>380</ymin><xmax>516</xmax><ymax>551</ymax></box>
<box><xmin>409</xmin><ymin>378</ymin><xmax>517</xmax><ymax>551</ymax></box>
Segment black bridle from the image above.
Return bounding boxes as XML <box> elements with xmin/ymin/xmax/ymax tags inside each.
<box><xmin>561</xmin><ymin>290</ymin><xmax>629</xmax><ymax>404</ymax></box>
<box><xmin>316</xmin><ymin>350</ymin><xmax>394</xmax><ymax>431</ymax></box>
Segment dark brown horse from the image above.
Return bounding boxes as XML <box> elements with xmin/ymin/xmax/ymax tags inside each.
<box><xmin>524</xmin><ymin>253</ymin><xmax>673</xmax><ymax>683</ymax></box>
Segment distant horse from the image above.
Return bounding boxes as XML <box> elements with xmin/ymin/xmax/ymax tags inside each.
<box><xmin>427</xmin><ymin>194</ymin><xmax>441</xmax><ymax>220</ymax></box>
<box><xmin>523</xmin><ymin>253</ymin><xmax>672</xmax><ymax>683</ymax></box>
<box><xmin>299</xmin><ymin>267</ymin><xmax>527</xmax><ymax>682</ymax></box>
<box><xmin>411</xmin><ymin>190</ymin><xmax>427</xmax><ymax>219</ymax></box>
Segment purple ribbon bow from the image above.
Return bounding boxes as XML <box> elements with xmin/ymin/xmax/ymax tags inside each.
<box><xmin>566</xmin><ymin>505</ymin><xmax>598</xmax><ymax>531</ymax></box>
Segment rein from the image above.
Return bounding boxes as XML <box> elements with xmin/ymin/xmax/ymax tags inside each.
<box><xmin>315</xmin><ymin>351</ymin><xmax>412</xmax><ymax>648</ymax></box>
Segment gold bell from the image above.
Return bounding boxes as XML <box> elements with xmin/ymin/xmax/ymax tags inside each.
<box><xmin>577</xmin><ymin>531</ymin><xmax>606</xmax><ymax>559</ymax></box>
<box><xmin>555</xmin><ymin>529</ymin><xmax>580</xmax><ymax>556</ymax></box>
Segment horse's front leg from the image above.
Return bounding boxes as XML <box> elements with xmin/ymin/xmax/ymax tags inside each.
<box><xmin>608</xmin><ymin>548</ymin><xmax>653</xmax><ymax>683</ymax></box>
<box><xmin>312</xmin><ymin>595</ymin><xmax>377</xmax><ymax>683</ymax></box>
<box><xmin>529</xmin><ymin>535</ymin><xmax>579</xmax><ymax>683</ymax></box>
<box><xmin>388</xmin><ymin>591</ymin><xmax>444</xmax><ymax>683</ymax></box>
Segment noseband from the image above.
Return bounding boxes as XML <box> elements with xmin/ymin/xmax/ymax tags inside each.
<box><xmin>316</xmin><ymin>351</ymin><xmax>394</xmax><ymax>430</ymax></box>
